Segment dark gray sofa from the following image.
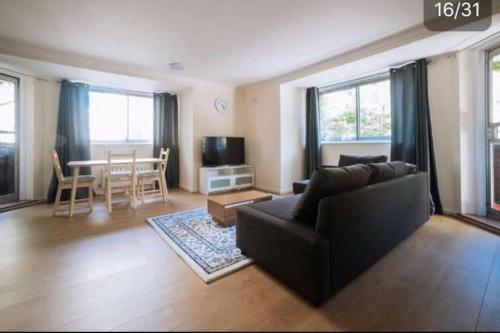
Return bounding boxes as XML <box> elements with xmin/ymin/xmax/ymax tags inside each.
<box><xmin>236</xmin><ymin>172</ymin><xmax>429</xmax><ymax>305</ymax></box>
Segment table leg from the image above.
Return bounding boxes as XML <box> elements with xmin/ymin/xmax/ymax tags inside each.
<box><xmin>69</xmin><ymin>166</ymin><xmax>80</xmax><ymax>217</ymax></box>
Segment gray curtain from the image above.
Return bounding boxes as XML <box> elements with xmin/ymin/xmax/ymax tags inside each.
<box><xmin>305</xmin><ymin>87</ymin><xmax>321</xmax><ymax>178</ymax></box>
<box><xmin>390</xmin><ymin>59</ymin><xmax>443</xmax><ymax>214</ymax></box>
<box><xmin>153</xmin><ymin>92</ymin><xmax>179</xmax><ymax>187</ymax></box>
<box><xmin>47</xmin><ymin>80</ymin><xmax>91</xmax><ymax>202</ymax></box>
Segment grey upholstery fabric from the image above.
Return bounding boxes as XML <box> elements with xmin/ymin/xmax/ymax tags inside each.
<box><xmin>236</xmin><ymin>173</ymin><xmax>429</xmax><ymax>305</ymax></box>
<box><xmin>293</xmin><ymin>180</ymin><xmax>310</xmax><ymax>195</ymax></box>
<box><xmin>338</xmin><ymin>154</ymin><xmax>388</xmax><ymax>167</ymax></box>
<box><xmin>236</xmin><ymin>206</ymin><xmax>330</xmax><ymax>305</ymax></box>
<box><xmin>292</xmin><ymin>164</ymin><xmax>372</xmax><ymax>226</ymax></box>
<box><xmin>247</xmin><ymin>195</ymin><xmax>302</xmax><ymax>223</ymax></box>
<box><xmin>316</xmin><ymin>173</ymin><xmax>429</xmax><ymax>294</ymax></box>
<box><xmin>367</xmin><ymin>161</ymin><xmax>408</xmax><ymax>185</ymax></box>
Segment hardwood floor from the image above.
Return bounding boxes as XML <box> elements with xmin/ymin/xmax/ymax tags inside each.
<box><xmin>0</xmin><ymin>188</ymin><xmax>499</xmax><ymax>331</ymax></box>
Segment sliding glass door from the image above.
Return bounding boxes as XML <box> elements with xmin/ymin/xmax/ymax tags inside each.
<box><xmin>0</xmin><ymin>74</ymin><xmax>19</xmax><ymax>204</ymax></box>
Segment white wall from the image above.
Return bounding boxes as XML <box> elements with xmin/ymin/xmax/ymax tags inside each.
<box><xmin>192</xmin><ymin>87</ymin><xmax>236</xmax><ymax>192</ymax></box>
<box><xmin>458</xmin><ymin>49</ymin><xmax>487</xmax><ymax>215</ymax></box>
<box><xmin>36</xmin><ymin>79</ymin><xmax>60</xmax><ymax>200</ymax></box>
<box><xmin>178</xmin><ymin>87</ymin><xmax>195</xmax><ymax>192</ymax></box>
<box><xmin>427</xmin><ymin>55</ymin><xmax>462</xmax><ymax>214</ymax></box>
<box><xmin>178</xmin><ymin>86</ymin><xmax>237</xmax><ymax>192</ymax></box>
<box><xmin>235</xmin><ymin>82</ymin><xmax>282</xmax><ymax>193</ymax></box>
<box><xmin>280</xmin><ymin>85</ymin><xmax>306</xmax><ymax>193</ymax></box>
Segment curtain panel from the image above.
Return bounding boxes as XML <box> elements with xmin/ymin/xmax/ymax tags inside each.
<box><xmin>153</xmin><ymin>92</ymin><xmax>179</xmax><ymax>188</ymax></box>
<box><xmin>47</xmin><ymin>80</ymin><xmax>91</xmax><ymax>202</ymax></box>
<box><xmin>390</xmin><ymin>59</ymin><xmax>443</xmax><ymax>214</ymax></box>
<box><xmin>305</xmin><ymin>87</ymin><xmax>321</xmax><ymax>178</ymax></box>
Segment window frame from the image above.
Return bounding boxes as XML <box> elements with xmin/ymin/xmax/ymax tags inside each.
<box><xmin>319</xmin><ymin>73</ymin><xmax>391</xmax><ymax>143</ymax></box>
<box><xmin>89</xmin><ymin>87</ymin><xmax>154</xmax><ymax>144</ymax></box>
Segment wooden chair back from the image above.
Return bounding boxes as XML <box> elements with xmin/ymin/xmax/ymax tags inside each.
<box><xmin>159</xmin><ymin>148</ymin><xmax>170</xmax><ymax>173</ymax></box>
<box><xmin>51</xmin><ymin>149</ymin><xmax>65</xmax><ymax>182</ymax></box>
<box><xmin>105</xmin><ymin>150</ymin><xmax>137</xmax><ymax>179</ymax></box>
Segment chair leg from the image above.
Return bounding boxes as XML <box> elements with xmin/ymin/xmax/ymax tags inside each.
<box><xmin>131</xmin><ymin>177</ymin><xmax>137</xmax><ymax>209</ymax></box>
<box><xmin>164</xmin><ymin>181</ymin><xmax>170</xmax><ymax>200</ymax></box>
<box><xmin>53</xmin><ymin>184</ymin><xmax>63</xmax><ymax>216</ymax></box>
<box><xmin>106</xmin><ymin>181</ymin><xmax>112</xmax><ymax>213</ymax></box>
<box><xmin>88</xmin><ymin>184</ymin><xmax>94</xmax><ymax>211</ymax></box>
<box><xmin>141</xmin><ymin>179</ymin><xmax>144</xmax><ymax>205</ymax></box>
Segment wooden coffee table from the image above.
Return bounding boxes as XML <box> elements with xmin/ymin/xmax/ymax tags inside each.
<box><xmin>207</xmin><ymin>190</ymin><xmax>273</xmax><ymax>227</ymax></box>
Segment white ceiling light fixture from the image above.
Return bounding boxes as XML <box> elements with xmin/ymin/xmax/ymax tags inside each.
<box><xmin>168</xmin><ymin>62</ymin><xmax>185</xmax><ymax>71</ymax></box>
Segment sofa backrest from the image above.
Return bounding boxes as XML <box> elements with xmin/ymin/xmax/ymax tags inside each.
<box><xmin>315</xmin><ymin>172</ymin><xmax>429</xmax><ymax>293</ymax></box>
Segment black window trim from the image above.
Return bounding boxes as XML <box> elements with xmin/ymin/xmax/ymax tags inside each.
<box><xmin>319</xmin><ymin>73</ymin><xmax>391</xmax><ymax>143</ymax></box>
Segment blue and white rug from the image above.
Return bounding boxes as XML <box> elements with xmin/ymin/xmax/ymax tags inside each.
<box><xmin>146</xmin><ymin>207</ymin><xmax>253</xmax><ymax>283</ymax></box>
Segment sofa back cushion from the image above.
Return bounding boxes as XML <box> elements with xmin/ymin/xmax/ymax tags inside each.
<box><xmin>368</xmin><ymin>161</ymin><xmax>418</xmax><ymax>185</ymax></box>
<box><xmin>338</xmin><ymin>154</ymin><xmax>388</xmax><ymax>167</ymax></box>
<box><xmin>292</xmin><ymin>164</ymin><xmax>372</xmax><ymax>226</ymax></box>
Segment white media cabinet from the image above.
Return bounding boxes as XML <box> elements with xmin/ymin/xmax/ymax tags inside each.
<box><xmin>199</xmin><ymin>165</ymin><xmax>254</xmax><ymax>195</ymax></box>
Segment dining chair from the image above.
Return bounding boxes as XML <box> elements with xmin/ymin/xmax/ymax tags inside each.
<box><xmin>51</xmin><ymin>149</ymin><xmax>95</xmax><ymax>217</ymax></box>
<box><xmin>104</xmin><ymin>150</ymin><xmax>137</xmax><ymax>213</ymax></box>
<box><xmin>137</xmin><ymin>148</ymin><xmax>170</xmax><ymax>203</ymax></box>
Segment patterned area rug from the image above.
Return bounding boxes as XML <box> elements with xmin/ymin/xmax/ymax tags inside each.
<box><xmin>146</xmin><ymin>207</ymin><xmax>253</xmax><ymax>283</ymax></box>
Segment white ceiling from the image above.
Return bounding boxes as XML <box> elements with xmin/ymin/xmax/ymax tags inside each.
<box><xmin>288</xmin><ymin>15</ymin><xmax>500</xmax><ymax>88</ymax></box>
<box><xmin>0</xmin><ymin>0</ymin><xmax>425</xmax><ymax>87</ymax></box>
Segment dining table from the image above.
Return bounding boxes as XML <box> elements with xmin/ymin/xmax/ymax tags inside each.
<box><xmin>67</xmin><ymin>158</ymin><xmax>166</xmax><ymax>217</ymax></box>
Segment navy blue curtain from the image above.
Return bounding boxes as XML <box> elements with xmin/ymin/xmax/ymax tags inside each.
<box><xmin>390</xmin><ymin>59</ymin><xmax>443</xmax><ymax>214</ymax></box>
<box><xmin>153</xmin><ymin>93</ymin><xmax>179</xmax><ymax>188</ymax></box>
<box><xmin>47</xmin><ymin>80</ymin><xmax>91</xmax><ymax>202</ymax></box>
<box><xmin>305</xmin><ymin>87</ymin><xmax>321</xmax><ymax>178</ymax></box>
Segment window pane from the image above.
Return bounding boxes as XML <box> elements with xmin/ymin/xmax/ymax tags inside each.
<box><xmin>359</xmin><ymin>80</ymin><xmax>391</xmax><ymax>139</ymax></box>
<box><xmin>128</xmin><ymin>96</ymin><xmax>153</xmax><ymax>142</ymax></box>
<box><xmin>0</xmin><ymin>80</ymin><xmax>16</xmax><ymax>134</ymax></box>
<box><xmin>319</xmin><ymin>88</ymin><xmax>356</xmax><ymax>141</ymax></box>
<box><xmin>492</xmin><ymin>54</ymin><xmax>500</xmax><ymax>123</ymax></box>
<box><xmin>89</xmin><ymin>92</ymin><xmax>127</xmax><ymax>141</ymax></box>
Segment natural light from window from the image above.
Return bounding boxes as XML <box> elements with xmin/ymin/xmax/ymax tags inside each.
<box><xmin>0</xmin><ymin>80</ymin><xmax>16</xmax><ymax>144</ymax></box>
<box><xmin>319</xmin><ymin>78</ymin><xmax>391</xmax><ymax>142</ymax></box>
<box><xmin>89</xmin><ymin>90</ymin><xmax>153</xmax><ymax>143</ymax></box>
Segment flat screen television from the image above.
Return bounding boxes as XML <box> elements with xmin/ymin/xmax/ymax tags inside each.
<box><xmin>202</xmin><ymin>136</ymin><xmax>245</xmax><ymax>167</ymax></box>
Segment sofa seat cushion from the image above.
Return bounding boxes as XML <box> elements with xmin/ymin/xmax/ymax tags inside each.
<box><xmin>248</xmin><ymin>194</ymin><xmax>307</xmax><ymax>225</ymax></box>
<box><xmin>338</xmin><ymin>154</ymin><xmax>388</xmax><ymax>167</ymax></box>
<box><xmin>368</xmin><ymin>161</ymin><xmax>417</xmax><ymax>185</ymax></box>
<box><xmin>292</xmin><ymin>164</ymin><xmax>372</xmax><ymax>226</ymax></box>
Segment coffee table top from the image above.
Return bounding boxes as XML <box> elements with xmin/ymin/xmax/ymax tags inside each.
<box><xmin>207</xmin><ymin>190</ymin><xmax>272</xmax><ymax>206</ymax></box>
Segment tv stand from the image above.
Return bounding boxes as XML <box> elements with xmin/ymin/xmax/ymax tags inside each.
<box><xmin>199</xmin><ymin>164</ymin><xmax>254</xmax><ymax>195</ymax></box>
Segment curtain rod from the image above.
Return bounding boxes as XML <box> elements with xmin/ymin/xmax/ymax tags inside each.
<box><xmin>0</xmin><ymin>65</ymin><xmax>50</xmax><ymax>82</ymax></box>
<box><xmin>456</xmin><ymin>30</ymin><xmax>500</xmax><ymax>53</ymax></box>
<box><xmin>0</xmin><ymin>66</ymin><xmax>172</xmax><ymax>95</ymax></box>
<box><xmin>58</xmin><ymin>79</ymin><xmax>173</xmax><ymax>96</ymax></box>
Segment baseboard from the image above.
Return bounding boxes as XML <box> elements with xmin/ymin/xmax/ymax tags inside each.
<box><xmin>455</xmin><ymin>213</ymin><xmax>500</xmax><ymax>236</ymax></box>
<box><xmin>179</xmin><ymin>184</ymin><xmax>196</xmax><ymax>193</ymax></box>
<box><xmin>442</xmin><ymin>208</ymin><xmax>458</xmax><ymax>215</ymax></box>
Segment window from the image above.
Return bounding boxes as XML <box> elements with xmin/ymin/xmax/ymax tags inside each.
<box><xmin>319</xmin><ymin>76</ymin><xmax>391</xmax><ymax>142</ymax></box>
<box><xmin>89</xmin><ymin>90</ymin><xmax>153</xmax><ymax>143</ymax></box>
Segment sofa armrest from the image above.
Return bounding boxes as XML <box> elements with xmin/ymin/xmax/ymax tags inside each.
<box><xmin>293</xmin><ymin>180</ymin><xmax>309</xmax><ymax>194</ymax></box>
<box><xmin>236</xmin><ymin>206</ymin><xmax>330</xmax><ymax>305</ymax></box>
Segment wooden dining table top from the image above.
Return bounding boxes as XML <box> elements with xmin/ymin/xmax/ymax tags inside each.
<box><xmin>67</xmin><ymin>157</ymin><xmax>164</xmax><ymax>168</ymax></box>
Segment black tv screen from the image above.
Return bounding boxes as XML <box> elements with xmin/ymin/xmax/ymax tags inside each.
<box><xmin>202</xmin><ymin>137</ymin><xmax>245</xmax><ymax>166</ymax></box>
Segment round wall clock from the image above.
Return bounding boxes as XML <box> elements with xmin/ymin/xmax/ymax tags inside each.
<box><xmin>215</xmin><ymin>97</ymin><xmax>228</xmax><ymax>113</ymax></box>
